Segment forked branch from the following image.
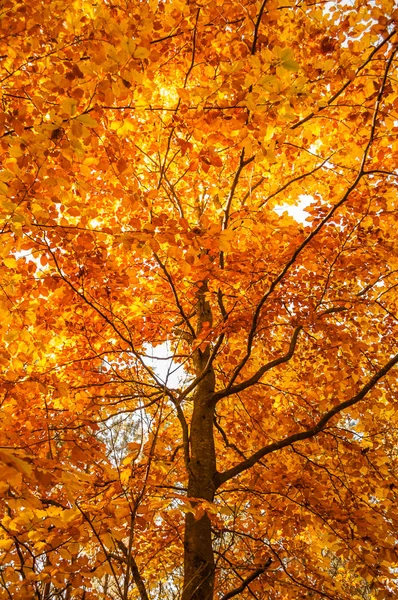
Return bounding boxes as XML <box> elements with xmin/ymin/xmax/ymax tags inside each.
<box><xmin>224</xmin><ymin>41</ymin><xmax>397</xmax><ymax>390</ymax></box>
<box><xmin>211</xmin><ymin>326</ymin><xmax>302</xmax><ymax>404</ymax></box>
<box><xmin>220</xmin><ymin>557</ymin><xmax>272</xmax><ymax>600</ymax></box>
<box><xmin>215</xmin><ymin>352</ymin><xmax>398</xmax><ymax>487</ymax></box>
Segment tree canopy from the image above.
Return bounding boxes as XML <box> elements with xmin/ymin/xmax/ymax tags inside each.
<box><xmin>0</xmin><ymin>0</ymin><xmax>398</xmax><ymax>598</ymax></box>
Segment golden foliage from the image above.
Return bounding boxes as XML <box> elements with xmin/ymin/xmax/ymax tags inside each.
<box><xmin>0</xmin><ymin>0</ymin><xmax>398</xmax><ymax>598</ymax></box>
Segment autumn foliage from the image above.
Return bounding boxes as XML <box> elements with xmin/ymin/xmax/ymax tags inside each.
<box><xmin>0</xmin><ymin>0</ymin><xmax>398</xmax><ymax>598</ymax></box>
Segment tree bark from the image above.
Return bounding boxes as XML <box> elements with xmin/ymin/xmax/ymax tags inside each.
<box><xmin>182</xmin><ymin>282</ymin><xmax>217</xmax><ymax>600</ymax></box>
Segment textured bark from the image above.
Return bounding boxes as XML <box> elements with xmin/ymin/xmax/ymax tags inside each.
<box><xmin>182</xmin><ymin>282</ymin><xmax>217</xmax><ymax>600</ymax></box>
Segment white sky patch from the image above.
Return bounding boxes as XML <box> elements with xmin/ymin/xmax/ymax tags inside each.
<box><xmin>143</xmin><ymin>341</ymin><xmax>185</xmax><ymax>389</ymax></box>
<box><xmin>274</xmin><ymin>194</ymin><xmax>313</xmax><ymax>224</ymax></box>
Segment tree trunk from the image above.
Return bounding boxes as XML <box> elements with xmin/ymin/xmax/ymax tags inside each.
<box><xmin>182</xmin><ymin>283</ymin><xmax>217</xmax><ymax>600</ymax></box>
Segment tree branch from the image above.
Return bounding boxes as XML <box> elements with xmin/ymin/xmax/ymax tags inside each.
<box><xmin>220</xmin><ymin>558</ymin><xmax>272</xmax><ymax>600</ymax></box>
<box><xmin>215</xmin><ymin>352</ymin><xmax>398</xmax><ymax>487</ymax></box>
<box><xmin>130</xmin><ymin>554</ymin><xmax>150</xmax><ymax>600</ymax></box>
<box><xmin>258</xmin><ymin>154</ymin><xmax>333</xmax><ymax>208</ymax></box>
<box><xmin>211</xmin><ymin>326</ymin><xmax>302</xmax><ymax>404</ymax></box>
<box><xmin>154</xmin><ymin>253</ymin><xmax>196</xmax><ymax>339</ymax></box>
<box><xmin>223</xmin><ymin>37</ymin><xmax>396</xmax><ymax>390</ymax></box>
<box><xmin>251</xmin><ymin>0</ymin><xmax>269</xmax><ymax>55</ymax></box>
<box><xmin>291</xmin><ymin>28</ymin><xmax>396</xmax><ymax>130</ymax></box>
<box><xmin>222</xmin><ymin>149</ymin><xmax>254</xmax><ymax>231</ymax></box>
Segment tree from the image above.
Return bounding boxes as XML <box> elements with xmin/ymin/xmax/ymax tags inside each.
<box><xmin>0</xmin><ymin>0</ymin><xmax>397</xmax><ymax>598</ymax></box>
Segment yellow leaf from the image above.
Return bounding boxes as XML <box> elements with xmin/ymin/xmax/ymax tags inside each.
<box><xmin>219</xmin><ymin>229</ymin><xmax>235</xmax><ymax>252</ymax></box>
<box><xmin>134</xmin><ymin>46</ymin><xmax>150</xmax><ymax>59</ymax></box>
<box><xmin>3</xmin><ymin>257</ymin><xmax>17</xmax><ymax>268</ymax></box>
<box><xmin>0</xmin><ymin>538</ymin><xmax>13</xmax><ymax>551</ymax></box>
<box><xmin>61</xmin><ymin>507</ymin><xmax>80</xmax><ymax>524</ymax></box>
<box><xmin>75</xmin><ymin>113</ymin><xmax>98</xmax><ymax>127</ymax></box>
<box><xmin>0</xmin><ymin>450</ymin><xmax>33</xmax><ymax>477</ymax></box>
<box><xmin>61</xmin><ymin>97</ymin><xmax>77</xmax><ymax>116</ymax></box>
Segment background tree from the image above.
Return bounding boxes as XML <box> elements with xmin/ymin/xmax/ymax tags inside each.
<box><xmin>0</xmin><ymin>0</ymin><xmax>397</xmax><ymax>599</ymax></box>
